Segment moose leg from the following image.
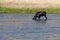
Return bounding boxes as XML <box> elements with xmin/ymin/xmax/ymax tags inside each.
<box><xmin>38</xmin><ymin>16</ymin><xmax>41</xmax><ymax>20</ymax></box>
<box><xmin>44</xmin><ymin>15</ymin><xmax>47</xmax><ymax>20</ymax></box>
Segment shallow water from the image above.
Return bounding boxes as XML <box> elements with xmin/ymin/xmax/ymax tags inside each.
<box><xmin>0</xmin><ymin>14</ymin><xmax>60</xmax><ymax>40</ymax></box>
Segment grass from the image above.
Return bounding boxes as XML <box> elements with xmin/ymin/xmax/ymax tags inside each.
<box><xmin>0</xmin><ymin>7</ymin><xmax>60</xmax><ymax>14</ymax></box>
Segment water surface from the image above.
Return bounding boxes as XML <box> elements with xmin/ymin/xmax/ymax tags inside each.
<box><xmin>0</xmin><ymin>14</ymin><xmax>60</xmax><ymax>40</ymax></box>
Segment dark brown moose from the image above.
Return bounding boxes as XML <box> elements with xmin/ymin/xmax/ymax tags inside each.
<box><xmin>33</xmin><ymin>11</ymin><xmax>47</xmax><ymax>20</ymax></box>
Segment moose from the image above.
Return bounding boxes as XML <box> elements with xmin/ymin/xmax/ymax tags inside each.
<box><xmin>32</xmin><ymin>11</ymin><xmax>47</xmax><ymax>20</ymax></box>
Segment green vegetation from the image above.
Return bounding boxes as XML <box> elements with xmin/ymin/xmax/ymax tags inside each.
<box><xmin>0</xmin><ymin>7</ymin><xmax>60</xmax><ymax>14</ymax></box>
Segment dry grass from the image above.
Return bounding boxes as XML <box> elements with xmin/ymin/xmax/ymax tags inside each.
<box><xmin>0</xmin><ymin>2</ymin><xmax>60</xmax><ymax>8</ymax></box>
